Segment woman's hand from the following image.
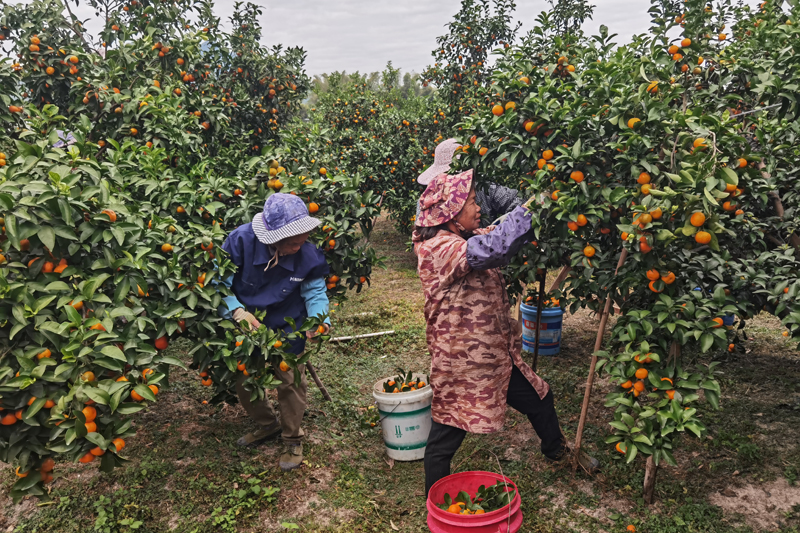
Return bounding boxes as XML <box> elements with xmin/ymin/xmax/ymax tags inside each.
<box><xmin>306</xmin><ymin>323</ymin><xmax>331</xmax><ymax>339</ymax></box>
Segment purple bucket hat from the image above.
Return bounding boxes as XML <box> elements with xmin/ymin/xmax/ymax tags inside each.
<box><xmin>417</xmin><ymin>169</ymin><xmax>474</xmax><ymax>227</ymax></box>
<box><xmin>251</xmin><ymin>193</ymin><xmax>321</xmax><ymax>244</ymax></box>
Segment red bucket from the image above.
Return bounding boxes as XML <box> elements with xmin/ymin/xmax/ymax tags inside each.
<box><xmin>426</xmin><ymin>471</ymin><xmax>523</xmax><ymax>533</ymax></box>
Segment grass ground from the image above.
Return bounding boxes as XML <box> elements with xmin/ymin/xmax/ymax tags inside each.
<box><xmin>2</xmin><ymin>217</ymin><xmax>800</xmax><ymax>533</ymax></box>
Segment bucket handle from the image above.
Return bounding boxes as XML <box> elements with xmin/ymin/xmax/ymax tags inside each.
<box><xmin>487</xmin><ymin>450</ymin><xmax>513</xmax><ymax>533</ymax></box>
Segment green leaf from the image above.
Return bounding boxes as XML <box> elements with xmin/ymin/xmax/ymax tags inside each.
<box><xmin>38</xmin><ymin>226</ymin><xmax>55</xmax><ymax>250</ymax></box>
<box><xmin>101</xmin><ymin>345</ymin><xmax>126</xmax><ymax>362</ymax></box>
<box><xmin>700</xmin><ymin>333</ymin><xmax>714</xmax><ymax>353</ymax></box>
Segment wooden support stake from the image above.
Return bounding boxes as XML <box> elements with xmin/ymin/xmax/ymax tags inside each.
<box><xmin>573</xmin><ymin>248</ymin><xmax>628</xmax><ymax>471</ymax></box>
<box><xmin>531</xmin><ymin>271</ymin><xmax>547</xmax><ymax>373</ymax></box>
<box><xmin>548</xmin><ymin>265</ymin><xmax>572</xmax><ymax>293</ymax></box>
<box><xmin>643</xmin><ymin>455</ymin><xmax>659</xmax><ymax>504</ymax></box>
<box><xmin>306</xmin><ymin>362</ymin><xmax>332</xmax><ymax>402</ymax></box>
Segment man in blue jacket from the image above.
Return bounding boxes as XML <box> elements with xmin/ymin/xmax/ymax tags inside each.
<box><xmin>219</xmin><ymin>193</ymin><xmax>331</xmax><ymax>471</ymax></box>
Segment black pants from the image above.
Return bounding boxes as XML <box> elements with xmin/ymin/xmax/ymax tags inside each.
<box><xmin>424</xmin><ymin>365</ymin><xmax>565</xmax><ymax>495</ymax></box>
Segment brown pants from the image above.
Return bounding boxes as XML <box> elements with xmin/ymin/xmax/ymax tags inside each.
<box><xmin>235</xmin><ymin>362</ymin><xmax>307</xmax><ymax>444</ymax></box>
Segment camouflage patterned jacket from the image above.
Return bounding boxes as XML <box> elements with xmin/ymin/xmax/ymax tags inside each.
<box><xmin>413</xmin><ymin>219</ymin><xmax>550</xmax><ymax>434</ymax></box>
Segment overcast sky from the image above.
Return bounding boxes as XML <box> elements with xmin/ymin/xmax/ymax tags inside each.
<box><xmin>13</xmin><ymin>0</ymin><xmax>760</xmax><ymax>76</ymax></box>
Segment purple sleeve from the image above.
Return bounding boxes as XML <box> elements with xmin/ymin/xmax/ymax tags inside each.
<box><xmin>466</xmin><ymin>206</ymin><xmax>534</xmax><ymax>270</ymax></box>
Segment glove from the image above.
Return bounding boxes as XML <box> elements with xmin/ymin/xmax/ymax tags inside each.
<box><xmin>523</xmin><ymin>192</ymin><xmax>546</xmax><ymax>209</ymax></box>
<box><xmin>232</xmin><ymin>308</ymin><xmax>260</xmax><ymax>330</ymax></box>
<box><xmin>306</xmin><ymin>323</ymin><xmax>330</xmax><ymax>339</ymax></box>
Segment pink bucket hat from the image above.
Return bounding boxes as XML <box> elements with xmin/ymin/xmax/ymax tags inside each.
<box><xmin>417</xmin><ymin>169</ymin><xmax>474</xmax><ymax>227</ymax></box>
<box><xmin>417</xmin><ymin>138</ymin><xmax>460</xmax><ymax>185</ymax></box>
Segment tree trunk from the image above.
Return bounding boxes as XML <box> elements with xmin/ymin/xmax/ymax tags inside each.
<box><xmin>643</xmin><ymin>456</ymin><xmax>659</xmax><ymax>504</ymax></box>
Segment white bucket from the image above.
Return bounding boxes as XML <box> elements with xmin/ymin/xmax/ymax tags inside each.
<box><xmin>372</xmin><ymin>374</ymin><xmax>433</xmax><ymax>461</ymax></box>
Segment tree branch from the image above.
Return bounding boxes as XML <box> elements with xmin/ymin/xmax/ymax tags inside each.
<box><xmin>63</xmin><ymin>0</ymin><xmax>93</xmax><ymax>54</ymax></box>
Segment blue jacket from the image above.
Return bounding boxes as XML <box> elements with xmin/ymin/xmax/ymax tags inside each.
<box><xmin>220</xmin><ymin>222</ymin><xmax>330</xmax><ymax>355</ymax></box>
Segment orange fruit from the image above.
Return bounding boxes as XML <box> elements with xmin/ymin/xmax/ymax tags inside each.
<box><xmin>81</xmin><ymin>371</ymin><xmax>96</xmax><ymax>382</ymax></box>
<box><xmin>274</xmin><ymin>340</ymin><xmax>283</xmax><ymax>348</ymax></box>
<box><xmin>641</xmin><ymin>184</ymin><xmax>651</xmax><ymax>195</ymax></box>
<box><xmin>649</xmin><ymin>280</ymin><xmax>662</xmax><ymax>293</ymax></box>
<box><xmin>576</xmin><ymin>214</ymin><xmax>588</xmax><ymax>226</ymax></box>
<box><xmin>85</xmin><ymin>421</ymin><xmax>97</xmax><ymax>433</ymax></box>
<box><xmin>689</xmin><ymin>212</ymin><xmax>706</xmax><ymax>227</ymax></box>
<box><xmin>491</xmin><ymin>104</ymin><xmax>504</xmax><ymax>116</ymax></box>
<box><xmin>711</xmin><ymin>317</ymin><xmax>723</xmax><ymax>328</ymax></box>
<box><xmin>37</xmin><ymin>348</ymin><xmax>52</xmax><ymax>360</ymax></box>
<box><xmin>79</xmin><ymin>452</ymin><xmax>95</xmax><ymax>464</ymax></box>
<box><xmin>616</xmin><ymin>442</ymin><xmax>626</xmax><ymax>454</ymax></box>
<box><xmin>567</xmin><ymin>221</ymin><xmax>578</xmax><ymax>232</ymax></box>
<box><xmin>570</xmin><ymin>170</ymin><xmax>584</xmax><ymax>183</ymax></box>
<box><xmin>583</xmin><ymin>245</ymin><xmax>596</xmax><ymax>257</ymax></box>
<box><xmin>637</xmin><ymin>172</ymin><xmax>651</xmax><ymax>184</ymax></box>
<box><xmin>308</xmin><ymin>202</ymin><xmax>319</xmax><ymax>214</ymax></box>
<box><xmin>693</xmin><ymin>137</ymin><xmax>707</xmax><ymax>149</ymax></box>
<box><xmin>650</xmin><ymin>207</ymin><xmax>663</xmax><ymax>219</ymax></box>
<box><xmin>131</xmin><ymin>390</ymin><xmax>144</xmax><ymax>401</ymax></box>
<box><xmin>101</xmin><ymin>209</ymin><xmax>117</xmax><ymax>222</ymax></box>
<box><xmin>723</xmin><ymin>201</ymin><xmax>737</xmax><ymax>212</ymax></box>
<box><xmin>668</xmin><ymin>45</ymin><xmax>679</xmax><ymax>54</ymax></box>
<box><xmin>201</xmin><ymin>378</ymin><xmax>213</xmax><ymax>386</ymax></box>
<box><xmin>1</xmin><ymin>413</ymin><xmax>17</xmax><ymax>425</ymax></box>
<box><xmin>40</xmin><ymin>457</ymin><xmax>55</xmax><ymax>472</ymax></box>
<box><xmin>738</xmin><ymin>158</ymin><xmax>747</xmax><ymax>168</ymax></box>
<box><xmin>621</xmin><ymin>380</ymin><xmax>633</xmax><ymax>389</ymax></box>
<box><xmin>695</xmin><ymin>231</ymin><xmax>711</xmax><ymax>244</ymax></box>
<box><xmin>90</xmin><ymin>446</ymin><xmax>105</xmax><ymax>456</ymax></box>
<box><xmin>154</xmin><ymin>336</ymin><xmax>168</xmax><ymax>350</ymax></box>
<box><xmin>666</xmin><ymin>390</ymin><xmax>675</xmax><ymax>400</ymax></box>
<box><xmin>149</xmin><ymin>385</ymin><xmax>158</xmax><ymax>396</ymax></box>
<box><xmin>16</xmin><ymin>466</ymin><xmax>29</xmax><ymax>478</ymax></box>
<box><xmin>627</xmin><ymin>118</ymin><xmax>641</xmax><ymax>129</ymax></box>
<box><xmin>681</xmin><ymin>38</ymin><xmax>692</xmax><ymax>47</ymax></box>
<box><xmin>542</xmin><ymin>149</ymin><xmax>554</xmax><ymax>160</ymax></box>
<box><xmin>237</xmin><ymin>361</ymin><xmax>246</xmax><ymax>371</ymax></box>
<box><xmin>646</xmin><ymin>269</ymin><xmax>660</xmax><ymax>281</ymax></box>
<box><xmin>161</xmin><ymin>243</ymin><xmax>173</xmax><ymax>253</ymax></box>
<box><xmin>82</xmin><ymin>406</ymin><xmax>97</xmax><ymax>422</ymax></box>
<box><xmin>551</xmin><ymin>191</ymin><xmax>559</xmax><ymax>201</ymax></box>
<box><xmin>633</xmin><ymin>381</ymin><xmax>645</xmax><ymax>392</ymax></box>
<box><xmin>448</xmin><ymin>504</ymin><xmax>462</xmax><ymax>514</ymax></box>
<box><xmin>635</xmin><ymin>368</ymin><xmax>649</xmax><ymax>380</ymax></box>
<box><xmin>662</xmin><ymin>272</ymin><xmax>676</xmax><ymax>284</ymax></box>
<box><xmin>279</xmin><ymin>361</ymin><xmax>290</xmax><ymax>372</ymax></box>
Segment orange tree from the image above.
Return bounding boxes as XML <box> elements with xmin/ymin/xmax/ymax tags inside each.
<box><xmin>421</xmin><ymin>0</ymin><xmax>520</xmax><ymax>129</ymax></box>
<box><xmin>457</xmin><ymin>0</ymin><xmax>800</xmax><ymax>501</ymax></box>
<box><xmin>0</xmin><ymin>0</ymin><xmax>379</xmax><ymax>501</ymax></box>
<box><xmin>308</xmin><ymin>66</ymin><xmax>444</xmax><ymax>234</ymax></box>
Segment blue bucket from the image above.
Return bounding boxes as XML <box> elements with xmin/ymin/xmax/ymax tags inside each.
<box><xmin>520</xmin><ymin>304</ymin><xmax>564</xmax><ymax>356</ymax></box>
